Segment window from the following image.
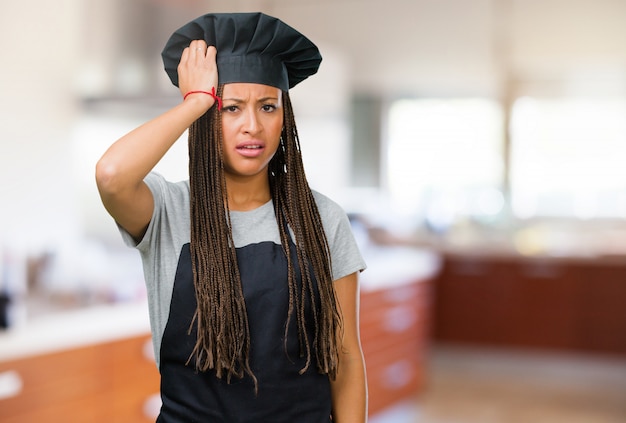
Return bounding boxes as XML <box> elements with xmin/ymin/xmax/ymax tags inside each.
<box><xmin>385</xmin><ymin>98</ymin><xmax>504</xmax><ymax>231</ymax></box>
<box><xmin>510</xmin><ymin>97</ymin><xmax>626</xmax><ymax>219</ymax></box>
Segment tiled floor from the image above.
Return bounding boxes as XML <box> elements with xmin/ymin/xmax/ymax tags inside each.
<box><xmin>370</xmin><ymin>344</ymin><xmax>626</xmax><ymax>423</ymax></box>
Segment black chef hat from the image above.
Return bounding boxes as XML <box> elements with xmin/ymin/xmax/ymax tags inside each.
<box><xmin>162</xmin><ymin>12</ymin><xmax>322</xmax><ymax>91</ymax></box>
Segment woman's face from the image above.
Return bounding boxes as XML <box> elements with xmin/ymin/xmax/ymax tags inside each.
<box><xmin>220</xmin><ymin>83</ymin><xmax>284</xmax><ymax>181</ymax></box>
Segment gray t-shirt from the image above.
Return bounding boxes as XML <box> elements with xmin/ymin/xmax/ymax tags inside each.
<box><xmin>120</xmin><ymin>172</ymin><xmax>366</xmax><ymax>366</ymax></box>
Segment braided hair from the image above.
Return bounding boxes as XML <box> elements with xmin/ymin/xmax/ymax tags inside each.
<box><xmin>187</xmin><ymin>85</ymin><xmax>342</xmax><ymax>389</ymax></box>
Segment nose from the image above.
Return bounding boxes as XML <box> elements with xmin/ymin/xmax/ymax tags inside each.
<box><xmin>242</xmin><ymin>108</ymin><xmax>261</xmax><ymax>134</ymax></box>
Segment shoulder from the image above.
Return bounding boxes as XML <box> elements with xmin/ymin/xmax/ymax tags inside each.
<box><xmin>145</xmin><ymin>172</ymin><xmax>190</xmax><ymax>206</ymax></box>
<box><xmin>311</xmin><ymin>190</ymin><xmax>349</xmax><ymax>223</ymax></box>
<box><xmin>311</xmin><ymin>190</ymin><xmax>367</xmax><ymax>278</ymax></box>
<box><xmin>134</xmin><ymin>172</ymin><xmax>190</xmax><ymax>249</ymax></box>
<box><xmin>311</xmin><ymin>190</ymin><xmax>353</xmax><ymax>240</ymax></box>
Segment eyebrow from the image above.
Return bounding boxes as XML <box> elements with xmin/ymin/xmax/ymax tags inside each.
<box><xmin>222</xmin><ymin>96</ymin><xmax>281</xmax><ymax>104</ymax></box>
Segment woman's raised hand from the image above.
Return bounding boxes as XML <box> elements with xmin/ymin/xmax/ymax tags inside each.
<box><xmin>177</xmin><ymin>40</ymin><xmax>219</xmax><ymax>108</ymax></box>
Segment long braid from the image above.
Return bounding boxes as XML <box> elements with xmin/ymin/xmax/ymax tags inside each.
<box><xmin>188</xmin><ymin>85</ymin><xmax>256</xmax><ymax>387</ymax></box>
<box><xmin>188</xmin><ymin>87</ymin><xmax>341</xmax><ymax>391</ymax></box>
<box><xmin>270</xmin><ymin>92</ymin><xmax>342</xmax><ymax>378</ymax></box>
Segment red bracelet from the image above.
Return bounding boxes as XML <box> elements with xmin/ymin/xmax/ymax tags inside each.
<box><xmin>183</xmin><ymin>87</ymin><xmax>222</xmax><ymax>109</ymax></box>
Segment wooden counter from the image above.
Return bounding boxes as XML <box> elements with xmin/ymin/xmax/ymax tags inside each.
<box><xmin>0</xmin><ymin>303</ymin><xmax>159</xmax><ymax>423</ymax></box>
<box><xmin>359</xmin><ymin>247</ymin><xmax>440</xmax><ymax>415</ymax></box>
<box><xmin>361</xmin><ymin>279</ymin><xmax>432</xmax><ymax>415</ymax></box>
<box><xmin>432</xmin><ymin>253</ymin><xmax>626</xmax><ymax>355</ymax></box>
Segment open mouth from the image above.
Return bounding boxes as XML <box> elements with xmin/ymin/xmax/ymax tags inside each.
<box><xmin>236</xmin><ymin>143</ymin><xmax>265</xmax><ymax>157</ymax></box>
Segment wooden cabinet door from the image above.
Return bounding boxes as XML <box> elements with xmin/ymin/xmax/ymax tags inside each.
<box><xmin>0</xmin><ymin>334</ymin><xmax>160</xmax><ymax>423</ymax></box>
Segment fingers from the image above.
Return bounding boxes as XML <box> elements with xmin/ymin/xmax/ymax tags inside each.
<box><xmin>177</xmin><ymin>40</ymin><xmax>219</xmax><ymax>99</ymax></box>
<box><xmin>190</xmin><ymin>39</ymin><xmax>208</xmax><ymax>58</ymax></box>
<box><xmin>206</xmin><ymin>45</ymin><xmax>217</xmax><ymax>60</ymax></box>
<box><xmin>180</xmin><ymin>40</ymin><xmax>210</xmax><ymax>65</ymax></box>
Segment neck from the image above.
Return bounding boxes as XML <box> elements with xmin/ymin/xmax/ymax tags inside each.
<box><xmin>225</xmin><ymin>173</ymin><xmax>271</xmax><ymax>211</ymax></box>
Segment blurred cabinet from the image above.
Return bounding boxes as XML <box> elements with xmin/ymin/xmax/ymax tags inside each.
<box><xmin>433</xmin><ymin>253</ymin><xmax>626</xmax><ymax>355</ymax></box>
<box><xmin>0</xmin><ymin>334</ymin><xmax>159</xmax><ymax>423</ymax></box>
<box><xmin>360</xmin><ymin>279</ymin><xmax>432</xmax><ymax>415</ymax></box>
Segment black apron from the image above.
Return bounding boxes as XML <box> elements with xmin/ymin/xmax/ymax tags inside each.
<box><xmin>156</xmin><ymin>239</ymin><xmax>332</xmax><ymax>422</ymax></box>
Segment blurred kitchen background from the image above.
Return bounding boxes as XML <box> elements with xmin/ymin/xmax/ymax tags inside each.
<box><xmin>1</xmin><ymin>0</ymin><xmax>626</xmax><ymax>422</ymax></box>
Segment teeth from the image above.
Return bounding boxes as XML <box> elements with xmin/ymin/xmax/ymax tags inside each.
<box><xmin>242</xmin><ymin>145</ymin><xmax>261</xmax><ymax>149</ymax></box>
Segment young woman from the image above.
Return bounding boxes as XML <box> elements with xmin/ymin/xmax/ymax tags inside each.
<box><xmin>96</xmin><ymin>13</ymin><xmax>367</xmax><ymax>422</ymax></box>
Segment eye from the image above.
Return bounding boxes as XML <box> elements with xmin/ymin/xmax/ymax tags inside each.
<box><xmin>261</xmin><ymin>104</ymin><xmax>278</xmax><ymax>112</ymax></box>
<box><xmin>222</xmin><ymin>105</ymin><xmax>239</xmax><ymax>113</ymax></box>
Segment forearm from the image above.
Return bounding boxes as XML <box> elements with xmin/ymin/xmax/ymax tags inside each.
<box><xmin>96</xmin><ymin>96</ymin><xmax>211</xmax><ymax>194</ymax></box>
<box><xmin>330</xmin><ymin>351</ymin><xmax>368</xmax><ymax>422</ymax></box>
